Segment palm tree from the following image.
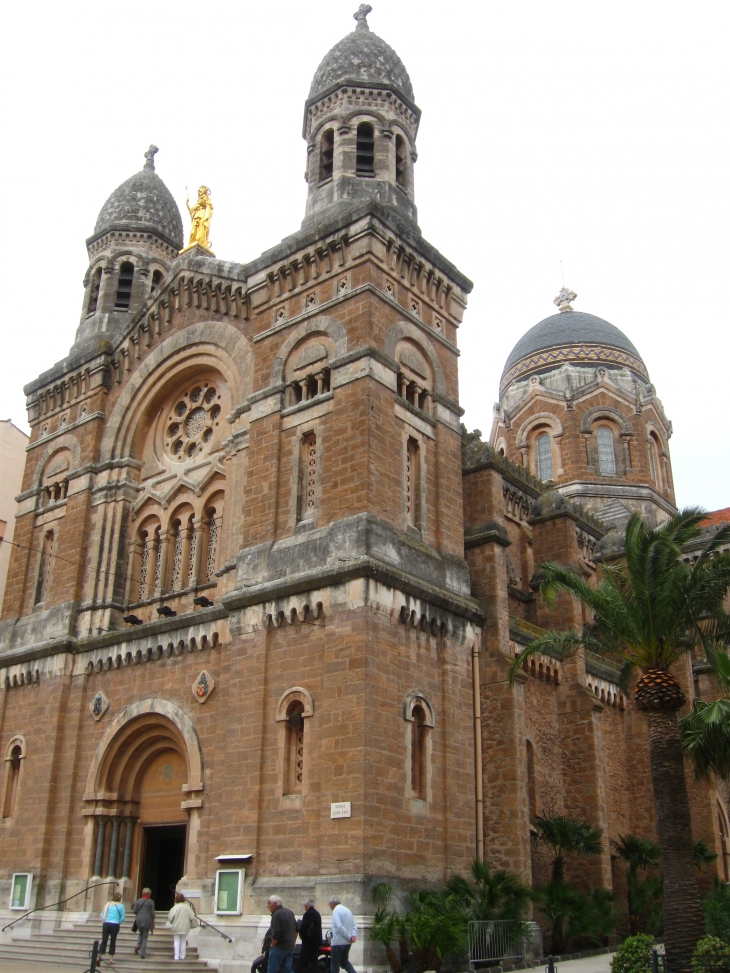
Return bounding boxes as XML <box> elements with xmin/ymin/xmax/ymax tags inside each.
<box><xmin>611</xmin><ymin>834</ymin><xmax>660</xmax><ymax>934</ymax></box>
<box><xmin>444</xmin><ymin>857</ymin><xmax>532</xmax><ymax>922</ymax></box>
<box><xmin>680</xmin><ymin>648</ymin><xmax>730</xmax><ymax>779</ymax></box>
<box><xmin>532</xmin><ymin>810</ymin><xmax>603</xmax><ymax>883</ymax></box>
<box><xmin>694</xmin><ymin>838</ymin><xmax>719</xmax><ymax>873</ymax></box>
<box><xmin>509</xmin><ymin>508</ymin><xmax>730</xmax><ymax>973</ymax></box>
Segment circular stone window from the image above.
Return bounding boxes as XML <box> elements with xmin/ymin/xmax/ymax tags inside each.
<box><xmin>164</xmin><ymin>383</ymin><xmax>223</xmax><ymax>462</ymax></box>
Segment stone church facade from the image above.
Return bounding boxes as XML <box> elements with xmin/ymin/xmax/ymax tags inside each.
<box><xmin>0</xmin><ymin>8</ymin><xmax>726</xmax><ymax>967</ymax></box>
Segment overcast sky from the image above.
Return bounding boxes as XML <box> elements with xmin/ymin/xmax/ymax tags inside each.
<box><xmin>2</xmin><ymin>0</ymin><xmax>727</xmax><ymax>510</ymax></box>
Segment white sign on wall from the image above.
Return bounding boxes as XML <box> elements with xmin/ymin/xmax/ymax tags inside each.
<box><xmin>330</xmin><ymin>802</ymin><xmax>352</xmax><ymax>819</ymax></box>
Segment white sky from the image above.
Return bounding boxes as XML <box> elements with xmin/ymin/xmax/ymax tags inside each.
<box><xmin>1</xmin><ymin>0</ymin><xmax>728</xmax><ymax>510</ymax></box>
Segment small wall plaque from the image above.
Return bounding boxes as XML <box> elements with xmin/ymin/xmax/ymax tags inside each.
<box><xmin>192</xmin><ymin>670</ymin><xmax>215</xmax><ymax>704</ymax></box>
<box><xmin>90</xmin><ymin>691</ymin><xmax>109</xmax><ymax>721</ymax></box>
<box><xmin>330</xmin><ymin>802</ymin><xmax>351</xmax><ymax>819</ymax></box>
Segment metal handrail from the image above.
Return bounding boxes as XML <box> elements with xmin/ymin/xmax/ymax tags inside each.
<box><xmin>197</xmin><ymin>916</ymin><xmax>233</xmax><ymax>943</ymax></box>
<box><xmin>2</xmin><ymin>879</ymin><xmax>119</xmax><ymax>932</ymax></box>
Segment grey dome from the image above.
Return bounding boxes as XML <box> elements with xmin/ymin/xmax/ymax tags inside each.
<box><xmin>503</xmin><ymin>311</ymin><xmax>644</xmax><ymax>375</ymax></box>
<box><xmin>93</xmin><ymin>146</ymin><xmax>183</xmax><ymax>248</ymax></box>
<box><xmin>309</xmin><ymin>14</ymin><xmax>414</xmax><ymax>104</ymax></box>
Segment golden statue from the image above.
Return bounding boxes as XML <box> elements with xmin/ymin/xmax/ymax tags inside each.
<box><xmin>182</xmin><ymin>185</ymin><xmax>214</xmax><ymax>254</ymax></box>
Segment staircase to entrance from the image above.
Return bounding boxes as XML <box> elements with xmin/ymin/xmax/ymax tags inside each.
<box><xmin>0</xmin><ymin>916</ymin><xmax>215</xmax><ymax>972</ymax></box>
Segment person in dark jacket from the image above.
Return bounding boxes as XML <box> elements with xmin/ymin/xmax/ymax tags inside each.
<box><xmin>132</xmin><ymin>888</ymin><xmax>155</xmax><ymax>959</ymax></box>
<box><xmin>295</xmin><ymin>900</ymin><xmax>322</xmax><ymax>973</ymax></box>
<box><xmin>267</xmin><ymin>896</ymin><xmax>298</xmax><ymax>973</ymax></box>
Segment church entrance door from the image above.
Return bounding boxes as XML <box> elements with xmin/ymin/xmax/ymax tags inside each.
<box><xmin>141</xmin><ymin>824</ymin><xmax>187</xmax><ymax>910</ymax></box>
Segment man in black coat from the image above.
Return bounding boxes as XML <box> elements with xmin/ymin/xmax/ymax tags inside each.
<box><xmin>295</xmin><ymin>900</ymin><xmax>322</xmax><ymax>973</ymax></box>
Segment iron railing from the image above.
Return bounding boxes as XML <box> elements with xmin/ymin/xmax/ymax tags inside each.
<box><xmin>2</xmin><ymin>879</ymin><xmax>119</xmax><ymax>933</ymax></box>
<box><xmin>468</xmin><ymin>920</ymin><xmax>525</xmax><ymax>969</ymax></box>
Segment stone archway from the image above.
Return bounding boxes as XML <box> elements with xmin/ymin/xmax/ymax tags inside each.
<box><xmin>83</xmin><ymin>700</ymin><xmax>204</xmax><ymax>905</ymax></box>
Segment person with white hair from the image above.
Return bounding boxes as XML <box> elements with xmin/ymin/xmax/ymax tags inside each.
<box><xmin>328</xmin><ymin>898</ymin><xmax>357</xmax><ymax>973</ymax></box>
<box><xmin>267</xmin><ymin>896</ymin><xmax>298</xmax><ymax>973</ymax></box>
<box><xmin>295</xmin><ymin>899</ymin><xmax>322</xmax><ymax>973</ymax></box>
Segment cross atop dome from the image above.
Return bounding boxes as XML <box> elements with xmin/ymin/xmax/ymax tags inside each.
<box><xmin>143</xmin><ymin>145</ymin><xmax>159</xmax><ymax>172</ymax></box>
<box><xmin>553</xmin><ymin>286</ymin><xmax>577</xmax><ymax>312</ymax></box>
<box><xmin>353</xmin><ymin>4</ymin><xmax>372</xmax><ymax>30</ymax></box>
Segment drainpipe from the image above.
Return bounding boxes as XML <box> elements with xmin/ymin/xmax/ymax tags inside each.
<box><xmin>472</xmin><ymin>637</ymin><xmax>485</xmax><ymax>861</ymax></box>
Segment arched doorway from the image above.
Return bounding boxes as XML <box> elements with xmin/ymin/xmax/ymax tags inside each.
<box><xmin>718</xmin><ymin>802</ymin><xmax>730</xmax><ymax>882</ymax></box>
<box><xmin>85</xmin><ymin>702</ymin><xmax>203</xmax><ymax>910</ymax></box>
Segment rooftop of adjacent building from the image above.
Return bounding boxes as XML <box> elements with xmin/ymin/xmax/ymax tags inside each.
<box><xmin>701</xmin><ymin>507</ymin><xmax>730</xmax><ymax>527</ymax></box>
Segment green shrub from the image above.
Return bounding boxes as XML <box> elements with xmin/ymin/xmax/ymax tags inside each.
<box><xmin>704</xmin><ymin>879</ymin><xmax>730</xmax><ymax>943</ymax></box>
<box><xmin>692</xmin><ymin>936</ymin><xmax>730</xmax><ymax>973</ymax></box>
<box><xmin>610</xmin><ymin>933</ymin><xmax>654</xmax><ymax>973</ymax></box>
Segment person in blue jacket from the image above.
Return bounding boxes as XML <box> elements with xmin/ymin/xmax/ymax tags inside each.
<box><xmin>98</xmin><ymin>891</ymin><xmax>126</xmax><ymax>965</ymax></box>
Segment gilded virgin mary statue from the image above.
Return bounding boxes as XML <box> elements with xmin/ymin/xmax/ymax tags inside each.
<box><xmin>182</xmin><ymin>185</ymin><xmax>214</xmax><ymax>254</ymax></box>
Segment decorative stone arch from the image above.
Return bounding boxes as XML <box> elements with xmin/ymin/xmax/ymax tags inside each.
<box><xmin>403</xmin><ymin>691</ymin><xmax>435</xmax><ymax>726</ymax></box>
<box><xmin>270</xmin><ymin>316</ymin><xmax>348</xmax><ymax>387</ymax></box>
<box><xmin>515</xmin><ymin>412</ymin><xmax>564</xmax><ymax>448</ymax></box>
<box><xmin>644</xmin><ymin>419</ymin><xmax>667</xmax><ymax>453</ymax></box>
<box><xmin>5</xmin><ymin>735</ymin><xmax>26</xmax><ymax>761</ymax></box>
<box><xmin>85</xmin><ymin>698</ymin><xmax>203</xmax><ymax>796</ymax></box>
<box><xmin>580</xmin><ymin>405</ymin><xmax>633</xmax><ymax>436</ymax></box>
<box><xmin>99</xmin><ymin>322</ymin><xmax>253</xmax><ymax>463</ymax></box>
<box><xmin>275</xmin><ymin>686</ymin><xmax>314</xmax><ymax>721</ymax></box>
<box><xmin>342</xmin><ymin>107</ymin><xmax>391</xmax><ymax>130</ymax></box>
<box><xmin>309</xmin><ymin>113</ymin><xmax>342</xmax><ymax>147</ymax></box>
<box><xmin>31</xmin><ymin>435</ymin><xmax>82</xmax><ymax>490</ymax></box>
<box><xmin>384</xmin><ymin>322</ymin><xmax>446</xmax><ymax>397</ymax></box>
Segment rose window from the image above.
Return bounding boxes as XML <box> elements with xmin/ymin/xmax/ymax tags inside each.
<box><xmin>164</xmin><ymin>384</ymin><xmax>223</xmax><ymax>461</ymax></box>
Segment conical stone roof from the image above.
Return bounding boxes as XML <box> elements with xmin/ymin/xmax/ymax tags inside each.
<box><xmin>309</xmin><ymin>6</ymin><xmax>414</xmax><ymax>104</ymax></box>
<box><xmin>93</xmin><ymin>146</ymin><xmax>183</xmax><ymax>249</ymax></box>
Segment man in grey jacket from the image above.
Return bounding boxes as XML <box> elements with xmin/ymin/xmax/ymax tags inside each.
<box><xmin>328</xmin><ymin>898</ymin><xmax>357</xmax><ymax>973</ymax></box>
<box><xmin>267</xmin><ymin>896</ymin><xmax>297</xmax><ymax>973</ymax></box>
<box><xmin>132</xmin><ymin>888</ymin><xmax>155</xmax><ymax>959</ymax></box>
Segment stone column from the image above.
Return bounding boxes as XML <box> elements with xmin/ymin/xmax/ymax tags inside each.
<box><xmin>156</xmin><ymin>529</ymin><xmax>174</xmax><ymax>597</ymax></box>
<box><xmin>190</xmin><ymin>518</ymin><xmax>206</xmax><ymax>587</ymax></box>
<box><xmin>107</xmin><ymin>819</ymin><xmax>120</xmax><ymax>878</ymax></box>
<box><xmin>122</xmin><ymin>820</ymin><xmax>135</xmax><ymax>879</ymax></box>
<box><xmin>93</xmin><ymin>819</ymin><xmax>106</xmax><ymax>878</ymax></box>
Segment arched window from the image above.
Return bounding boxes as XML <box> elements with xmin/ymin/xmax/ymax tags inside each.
<box><xmin>648</xmin><ymin>432</ymin><xmax>662</xmax><ymax>489</ymax></box>
<box><xmin>87</xmin><ymin>267</ymin><xmax>102</xmax><ymax>315</ymax></box>
<box><xmin>2</xmin><ymin>743</ymin><xmax>23</xmax><ymax>820</ymax></box>
<box><xmin>284</xmin><ymin>700</ymin><xmax>305</xmax><ymax>796</ymax></box>
<box><xmin>411</xmin><ymin>704</ymin><xmax>427</xmax><ymax>800</ymax></box>
<box><xmin>356</xmin><ymin>123</ymin><xmax>375</xmax><ymax>176</ymax></box>
<box><xmin>34</xmin><ymin>530</ymin><xmax>53</xmax><ymax>606</ymax></box>
<box><xmin>205</xmin><ymin>506</ymin><xmax>220</xmax><ymax>583</ymax></box>
<box><xmin>406</xmin><ymin>437</ymin><xmax>422</xmax><ymax>530</ymax></box>
<box><xmin>319</xmin><ymin>129</ymin><xmax>334</xmax><ymax>183</ymax></box>
<box><xmin>114</xmin><ymin>261</ymin><xmax>134</xmax><ymax>309</ymax></box>
<box><xmin>537</xmin><ymin>432</ymin><xmax>553</xmax><ymax>481</ymax></box>
<box><xmin>151</xmin><ymin>270</ymin><xmax>163</xmax><ymax>292</ymax></box>
<box><xmin>395</xmin><ymin>135</ymin><xmax>407</xmax><ymax>188</ymax></box>
<box><xmin>596</xmin><ymin>426</ymin><xmax>617</xmax><ymax>475</ymax></box>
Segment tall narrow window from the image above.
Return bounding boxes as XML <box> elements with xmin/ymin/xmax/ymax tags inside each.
<box><xmin>648</xmin><ymin>433</ymin><xmax>662</xmax><ymax>489</ymax></box>
<box><xmin>596</xmin><ymin>426</ymin><xmax>617</xmax><ymax>475</ymax></box>
<box><xmin>526</xmin><ymin>740</ymin><xmax>537</xmax><ymax>822</ymax></box>
<box><xmin>170</xmin><ymin>522</ymin><xmax>183</xmax><ymax>592</ymax></box>
<box><xmin>284</xmin><ymin>701</ymin><xmax>305</xmax><ymax>796</ymax></box>
<box><xmin>297</xmin><ymin>433</ymin><xmax>317</xmax><ymax>523</ymax></box>
<box><xmin>151</xmin><ymin>269</ymin><xmax>163</xmax><ymax>292</ymax></box>
<box><xmin>114</xmin><ymin>262</ymin><xmax>134</xmax><ymax>309</ymax></box>
<box><xmin>406</xmin><ymin>437</ymin><xmax>421</xmax><ymax>530</ymax></box>
<box><xmin>395</xmin><ymin>135</ymin><xmax>407</xmax><ymax>188</ymax></box>
<box><xmin>153</xmin><ymin>526</ymin><xmax>162</xmax><ymax>592</ymax></box>
<box><xmin>87</xmin><ymin>268</ymin><xmax>102</xmax><ymax>315</ymax></box>
<box><xmin>206</xmin><ymin>510</ymin><xmax>219</xmax><ymax>583</ymax></box>
<box><xmin>3</xmin><ymin>746</ymin><xmax>22</xmax><ymax>819</ymax></box>
<box><xmin>356</xmin><ymin>123</ymin><xmax>375</xmax><ymax>176</ymax></box>
<box><xmin>411</xmin><ymin>704</ymin><xmax>427</xmax><ymax>800</ymax></box>
<box><xmin>319</xmin><ymin>129</ymin><xmax>334</xmax><ymax>183</ymax></box>
<box><xmin>536</xmin><ymin>432</ymin><xmax>553</xmax><ymax>481</ymax></box>
<box><xmin>34</xmin><ymin>531</ymin><xmax>53</xmax><ymax>606</ymax></box>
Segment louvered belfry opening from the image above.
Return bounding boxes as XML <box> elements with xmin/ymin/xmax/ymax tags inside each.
<box><xmin>114</xmin><ymin>261</ymin><xmax>135</xmax><ymax>309</ymax></box>
<box><xmin>319</xmin><ymin>129</ymin><xmax>334</xmax><ymax>183</ymax></box>
<box><xmin>356</xmin><ymin>122</ymin><xmax>375</xmax><ymax>176</ymax></box>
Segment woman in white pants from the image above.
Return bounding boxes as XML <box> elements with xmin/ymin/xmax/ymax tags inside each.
<box><xmin>167</xmin><ymin>893</ymin><xmax>197</xmax><ymax>961</ymax></box>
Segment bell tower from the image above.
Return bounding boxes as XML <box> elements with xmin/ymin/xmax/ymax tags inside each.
<box><xmin>303</xmin><ymin>4</ymin><xmax>420</xmax><ymax>227</ymax></box>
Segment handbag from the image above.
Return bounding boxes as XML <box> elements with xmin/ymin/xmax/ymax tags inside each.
<box><xmin>132</xmin><ymin>921</ymin><xmax>138</xmax><ymax>933</ymax></box>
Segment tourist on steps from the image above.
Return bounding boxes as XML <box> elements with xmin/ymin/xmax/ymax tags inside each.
<box><xmin>98</xmin><ymin>891</ymin><xmax>125</xmax><ymax>965</ymax></box>
<box><xmin>132</xmin><ymin>887</ymin><xmax>156</xmax><ymax>959</ymax></box>
<box><xmin>167</xmin><ymin>892</ymin><xmax>198</xmax><ymax>961</ymax></box>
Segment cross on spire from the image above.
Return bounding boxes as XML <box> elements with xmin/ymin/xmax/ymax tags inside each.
<box><xmin>143</xmin><ymin>145</ymin><xmax>159</xmax><ymax>172</ymax></box>
<box><xmin>353</xmin><ymin>4</ymin><xmax>372</xmax><ymax>30</ymax></box>
<box><xmin>554</xmin><ymin>286</ymin><xmax>577</xmax><ymax>312</ymax></box>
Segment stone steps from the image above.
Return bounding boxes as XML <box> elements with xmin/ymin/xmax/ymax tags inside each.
<box><xmin>0</xmin><ymin>918</ymin><xmax>212</xmax><ymax>972</ymax></box>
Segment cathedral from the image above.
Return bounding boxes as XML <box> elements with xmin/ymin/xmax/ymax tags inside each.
<box><xmin>0</xmin><ymin>7</ymin><xmax>726</xmax><ymax>968</ymax></box>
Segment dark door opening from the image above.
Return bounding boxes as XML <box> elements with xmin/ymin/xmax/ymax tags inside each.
<box><xmin>141</xmin><ymin>824</ymin><xmax>187</xmax><ymax>910</ymax></box>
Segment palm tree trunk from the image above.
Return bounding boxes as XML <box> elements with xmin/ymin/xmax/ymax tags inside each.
<box><xmin>646</xmin><ymin>708</ymin><xmax>703</xmax><ymax>973</ymax></box>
